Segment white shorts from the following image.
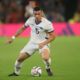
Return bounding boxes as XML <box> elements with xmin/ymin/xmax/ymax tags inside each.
<box><xmin>20</xmin><ymin>41</ymin><xmax>50</xmax><ymax>55</ymax></box>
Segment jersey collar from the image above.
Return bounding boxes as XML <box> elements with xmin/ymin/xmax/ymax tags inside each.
<box><xmin>35</xmin><ymin>17</ymin><xmax>42</xmax><ymax>25</ymax></box>
<box><xmin>35</xmin><ymin>20</ymin><xmax>42</xmax><ymax>25</ymax></box>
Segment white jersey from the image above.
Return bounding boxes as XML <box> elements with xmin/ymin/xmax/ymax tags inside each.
<box><xmin>24</xmin><ymin>17</ymin><xmax>54</xmax><ymax>43</ymax></box>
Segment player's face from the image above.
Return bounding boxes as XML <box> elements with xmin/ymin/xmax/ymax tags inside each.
<box><xmin>33</xmin><ymin>10</ymin><xmax>42</xmax><ymax>22</ymax></box>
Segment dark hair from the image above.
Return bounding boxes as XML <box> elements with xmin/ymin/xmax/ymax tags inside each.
<box><xmin>33</xmin><ymin>6</ymin><xmax>42</xmax><ymax>11</ymax></box>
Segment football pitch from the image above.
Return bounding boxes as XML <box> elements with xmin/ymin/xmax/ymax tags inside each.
<box><xmin>0</xmin><ymin>36</ymin><xmax>80</xmax><ymax>80</ymax></box>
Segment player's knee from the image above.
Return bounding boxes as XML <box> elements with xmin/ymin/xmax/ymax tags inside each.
<box><xmin>42</xmin><ymin>55</ymin><xmax>49</xmax><ymax>61</ymax></box>
<box><xmin>17</xmin><ymin>54</ymin><xmax>25</xmax><ymax>62</ymax></box>
<box><xmin>44</xmin><ymin>57</ymin><xmax>49</xmax><ymax>61</ymax></box>
<box><xmin>17</xmin><ymin>53</ymin><xmax>30</xmax><ymax>62</ymax></box>
<box><xmin>41</xmin><ymin>52</ymin><xmax>50</xmax><ymax>61</ymax></box>
<box><xmin>17</xmin><ymin>57</ymin><xmax>24</xmax><ymax>62</ymax></box>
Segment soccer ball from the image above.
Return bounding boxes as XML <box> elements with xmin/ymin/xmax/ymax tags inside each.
<box><xmin>31</xmin><ymin>66</ymin><xmax>42</xmax><ymax>77</ymax></box>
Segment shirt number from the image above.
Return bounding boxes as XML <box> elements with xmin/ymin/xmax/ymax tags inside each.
<box><xmin>35</xmin><ymin>28</ymin><xmax>39</xmax><ymax>34</ymax></box>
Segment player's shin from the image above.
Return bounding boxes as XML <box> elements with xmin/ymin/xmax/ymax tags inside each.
<box><xmin>15</xmin><ymin>60</ymin><xmax>22</xmax><ymax>75</ymax></box>
<box><xmin>43</xmin><ymin>58</ymin><xmax>51</xmax><ymax>69</ymax></box>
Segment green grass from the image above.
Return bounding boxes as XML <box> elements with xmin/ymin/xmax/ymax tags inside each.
<box><xmin>0</xmin><ymin>36</ymin><xmax>80</xmax><ymax>80</ymax></box>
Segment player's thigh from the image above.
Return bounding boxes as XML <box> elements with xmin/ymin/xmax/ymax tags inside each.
<box><xmin>17</xmin><ymin>52</ymin><xmax>30</xmax><ymax>62</ymax></box>
<box><xmin>20</xmin><ymin>41</ymin><xmax>37</xmax><ymax>56</ymax></box>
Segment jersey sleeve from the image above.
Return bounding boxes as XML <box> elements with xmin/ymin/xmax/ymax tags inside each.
<box><xmin>24</xmin><ymin>18</ymin><xmax>31</xmax><ymax>27</ymax></box>
<box><xmin>45</xmin><ymin>22</ymin><xmax>54</xmax><ymax>33</ymax></box>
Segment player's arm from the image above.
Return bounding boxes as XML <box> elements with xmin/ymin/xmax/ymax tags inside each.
<box><xmin>43</xmin><ymin>31</ymin><xmax>56</xmax><ymax>45</ymax></box>
<box><xmin>6</xmin><ymin>26</ymin><xmax>28</xmax><ymax>44</ymax></box>
<box><xmin>39</xmin><ymin>31</ymin><xmax>56</xmax><ymax>49</ymax></box>
<box><xmin>14</xmin><ymin>26</ymin><xmax>26</xmax><ymax>37</ymax></box>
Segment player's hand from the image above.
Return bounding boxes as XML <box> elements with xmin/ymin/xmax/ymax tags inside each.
<box><xmin>5</xmin><ymin>38</ymin><xmax>14</xmax><ymax>44</ymax></box>
<box><xmin>39</xmin><ymin>43</ymin><xmax>45</xmax><ymax>49</ymax></box>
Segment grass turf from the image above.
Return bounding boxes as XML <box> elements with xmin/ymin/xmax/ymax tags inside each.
<box><xmin>0</xmin><ymin>36</ymin><xmax>80</xmax><ymax>80</ymax></box>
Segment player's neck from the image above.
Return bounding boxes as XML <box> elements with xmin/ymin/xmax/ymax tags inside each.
<box><xmin>35</xmin><ymin>17</ymin><xmax>42</xmax><ymax>23</ymax></box>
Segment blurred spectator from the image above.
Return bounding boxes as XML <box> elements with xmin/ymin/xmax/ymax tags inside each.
<box><xmin>0</xmin><ymin>0</ymin><xmax>23</xmax><ymax>23</ymax></box>
<box><xmin>0</xmin><ymin>2</ymin><xmax>8</xmax><ymax>23</ymax></box>
<box><xmin>53</xmin><ymin>12</ymin><xmax>65</xmax><ymax>22</ymax></box>
<box><xmin>0</xmin><ymin>3</ymin><xmax>3</xmax><ymax>23</ymax></box>
<box><xmin>5</xmin><ymin>0</ymin><xmax>23</xmax><ymax>23</ymax></box>
<box><xmin>73</xmin><ymin>1</ymin><xmax>80</xmax><ymax>22</ymax></box>
<box><xmin>40</xmin><ymin>0</ymin><xmax>65</xmax><ymax>22</ymax></box>
<box><xmin>24</xmin><ymin>0</ymin><xmax>36</xmax><ymax>18</ymax></box>
<box><xmin>56</xmin><ymin>0</ymin><xmax>65</xmax><ymax>17</ymax></box>
<box><xmin>69</xmin><ymin>0</ymin><xmax>80</xmax><ymax>23</ymax></box>
<box><xmin>5</xmin><ymin>8</ymin><xmax>18</xmax><ymax>23</ymax></box>
<box><xmin>24</xmin><ymin>0</ymin><xmax>46</xmax><ymax>19</ymax></box>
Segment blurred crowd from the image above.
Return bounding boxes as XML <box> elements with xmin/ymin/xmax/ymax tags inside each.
<box><xmin>41</xmin><ymin>0</ymin><xmax>65</xmax><ymax>22</ymax></box>
<box><xmin>0</xmin><ymin>0</ymin><xmax>80</xmax><ymax>24</ymax></box>
<box><xmin>0</xmin><ymin>0</ymin><xmax>23</xmax><ymax>24</ymax></box>
<box><xmin>68</xmin><ymin>0</ymin><xmax>80</xmax><ymax>23</ymax></box>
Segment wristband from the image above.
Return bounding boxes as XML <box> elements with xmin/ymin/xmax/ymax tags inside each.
<box><xmin>12</xmin><ymin>36</ymin><xmax>15</xmax><ymax>39</ymax></box>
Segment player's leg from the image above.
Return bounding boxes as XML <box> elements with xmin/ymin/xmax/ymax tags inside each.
<box><xmin>8</xmin><ymin>41</ymin><xmax>37</xmax><ymax>76</ymax></box>
<box><xmin>8</xmin><ymin>52</ymin><xmax>30</xmax><ymax>76</ymax></box>
<box><xmin>15</xmin><ymin>52</ymin><xmax>30</xmax><ymax>75</ymax></box>
<box><xmin>40</xmin><ymin>49</ymin><xmax>50</xmax><ymax>68</ymax></box>
<box><xmin>40</xmin><ymin>47</ymin><xmax>53</xmax><ymax>76</ymax></box>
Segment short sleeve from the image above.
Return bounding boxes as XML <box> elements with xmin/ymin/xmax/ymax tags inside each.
<box><xmin>24</xmin><ymin>18</ymin><xmax>31</xmax><ymax>27</ymax></box>
<box><xmin>45</xmin><ymin>22</ymin><xmax>54</xmax><ymax>33</ymax></box>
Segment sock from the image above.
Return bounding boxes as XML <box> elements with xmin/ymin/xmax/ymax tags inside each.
<box><xmin>15</xmin><ymin>60</ymin><xmax>22</xmax><ymax>75</ymax></box>
<box><xmin>43</xmin><ymin>58</ymin><xmax>51</xmax><ymax>69</ymax></box>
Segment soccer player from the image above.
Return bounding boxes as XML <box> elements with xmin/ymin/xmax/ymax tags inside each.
<box><xmin>6</xmin><ymin>7</ymin><xmax>56</xmax><ymax>76</ymax></box>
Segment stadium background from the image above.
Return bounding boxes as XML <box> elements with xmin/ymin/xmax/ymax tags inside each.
<box><xmin>0</xmin><ymin>0</ymin><xmax>80</xmax><ymax>80</ymax></box>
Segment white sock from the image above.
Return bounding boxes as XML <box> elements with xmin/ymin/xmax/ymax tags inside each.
<box><xmin>43</xmin><ymin>58</ymin><xmax>51</xmax><ymax>69</ymax></box>
<box><xmin>15</xmin><ymin>60</ymin><xmax>22</xmax><ymax>75</ymax></box>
